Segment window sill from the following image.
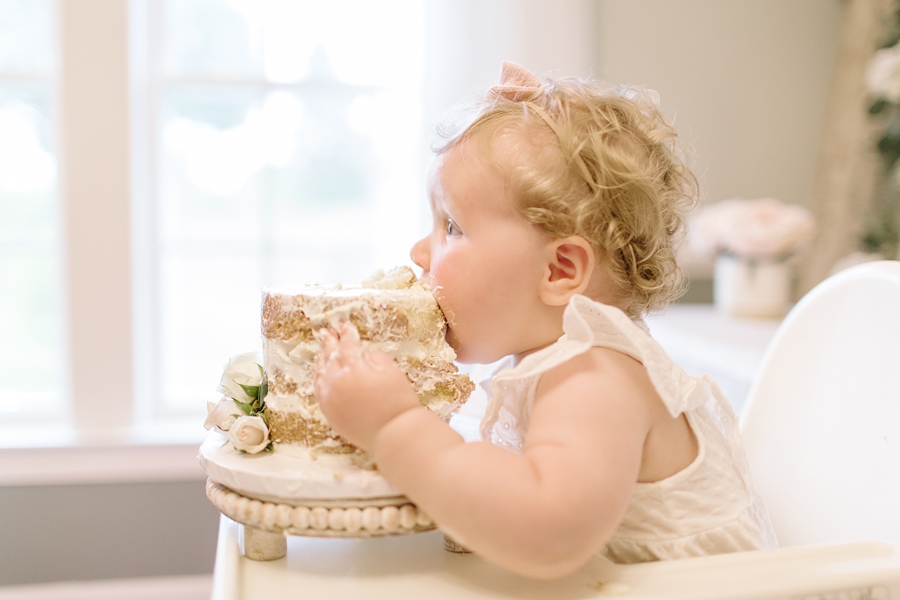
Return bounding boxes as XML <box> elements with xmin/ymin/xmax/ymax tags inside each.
<box><xmin>0</xmin><ymin>418</ymin><xmax>209</xmax><ymax>487</ymax></box>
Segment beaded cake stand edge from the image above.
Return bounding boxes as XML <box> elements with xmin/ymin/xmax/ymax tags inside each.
<box><xmin>205</xmin><ymin>480</ymin><xmax>465</xmax><ymax>560</ymax></box>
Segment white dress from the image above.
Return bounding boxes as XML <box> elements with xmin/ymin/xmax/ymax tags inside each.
<box><xmin>479</xmin><ymin>294</ymin><xmax>778</xmax><ymax>563</ymax></box>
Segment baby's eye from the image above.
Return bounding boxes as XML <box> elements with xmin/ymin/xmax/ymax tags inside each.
<box><xmin>446</xmin><ymin>219</ymin><xmax>462</xmax><ymax>236</ymax></box>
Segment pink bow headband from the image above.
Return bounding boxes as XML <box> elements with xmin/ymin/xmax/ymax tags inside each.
<box><xmin>488</xmin><ymin>61</ymin><xmax>544</xmax><ymax>102</ymax></box>
<box><xmin>488</xmin><ymin>62</ymin><xmax>598</xmax><ymax>192</ymax></box>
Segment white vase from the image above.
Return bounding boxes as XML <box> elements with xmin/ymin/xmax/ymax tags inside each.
<box><xmin>713</xmin><ymin>255</ymin><xmax>791</xmax><ymax>318</ymax></box>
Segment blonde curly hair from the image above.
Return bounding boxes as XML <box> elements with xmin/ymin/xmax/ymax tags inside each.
<box><xmin>435</xmin><ymin>72</ymin><xmax>699</xmax><ymax>317</ymax></box>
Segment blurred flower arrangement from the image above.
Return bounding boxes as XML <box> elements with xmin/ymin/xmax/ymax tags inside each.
<box><xmin>204</xmin><ymin>352</ymin><xmax>272</xmax><ymax>454</ymax></box>
<box><xmin>691</xmin><ymin>197</ymin><xmax>816</xmax><ymax>262</ymax></box>
<box><xmin>691</xmin><ymin>198</ymin><xmax>815</xmax><ymax>317</ymax></box>
<box><xmin>864</xmin><ymin>4</ymin><xmax>900</xmax><ymax>259</ymax></box>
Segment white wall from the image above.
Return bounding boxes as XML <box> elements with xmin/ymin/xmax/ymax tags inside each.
<box><xmin>594</xmin><ymin>0</ymin><xmax>842</xmax><ymax>211</ymax></box>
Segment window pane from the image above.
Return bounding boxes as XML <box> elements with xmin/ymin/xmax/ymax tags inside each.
<box><xmin>153</xmin><ymin>0</ymin><xmax>424</xmax><ymax>414</ymax></box>
<box><xmin>162</xmin><ymin>0</ymin><xmax>259</xmax><ymax>80</ymax></box>
<box><xmin>0</xmin><ymin>0</ymin><xmax>54</xmax><ymax>75</ymax></box>
<box><xmin>162</xmin><ymin>0</ymin><xmax>424</xmax><ymax>85</ymax></box>
<box><xmin>0</xmin><ymin>85</ymin><xmax>60</xmax><ymax>418</ymax></box>
<box><xmin>0</xmin><ymin>87</ymin><xmax>56</xmax><ymax>239</ymax></box>
<box><xmin>0</xmin><ymin>251</ymin><xmax>61</xmax><ymax>416</ymax></box>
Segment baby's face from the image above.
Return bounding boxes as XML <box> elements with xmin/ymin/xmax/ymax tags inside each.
<box><xmin>410</xmin><ymin>136</ymin><xmax>556</xmax><ymax>364</ymax></box>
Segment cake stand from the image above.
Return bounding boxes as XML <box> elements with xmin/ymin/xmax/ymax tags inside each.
<box><xmin>199</xmin><ymin>435</ymin><xmax>465</xmax><ymax>561</ymax></box>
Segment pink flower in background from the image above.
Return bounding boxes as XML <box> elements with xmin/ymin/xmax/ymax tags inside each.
<box><xmin>867</xmin><ymin>43</ymin><xmax>900</xmax><ymax>104</ymax></box>
<box><xmin>691</xmin><ymin>198</ymin><xmax>815</xmax><ymax>260</ymax></box>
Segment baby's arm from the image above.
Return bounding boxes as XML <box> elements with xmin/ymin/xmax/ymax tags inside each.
<box><xmin>316</xmin><ymin>324</ymin><xmax>655</xmax><ymax>579</ymax></box>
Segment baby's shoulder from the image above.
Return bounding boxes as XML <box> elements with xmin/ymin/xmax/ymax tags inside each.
<box><xmin>535</xmin><ymin>346</ymin><xmax>661</xmax><ymax>414</ymax></box>
<box><xmin>525</xmin><ymin>346</ymin><xmax>664</xmax><ymax>462</ymax></box>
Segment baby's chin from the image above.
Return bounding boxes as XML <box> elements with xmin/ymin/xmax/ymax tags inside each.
<box><xmin>446</xmin><ymin>330</ymin><xmax>504</xmax><ymax>365</ymax></box>
<box><xmin>445</xmin><ymin>329</ymin><xmax>475</xmax><ymax>364</ymax></box>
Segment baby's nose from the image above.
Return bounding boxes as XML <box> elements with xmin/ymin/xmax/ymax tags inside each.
<box><xmin>410</xmin><ymin>236</ymin><xmax>430</xmax><ymax>272</ymax></box>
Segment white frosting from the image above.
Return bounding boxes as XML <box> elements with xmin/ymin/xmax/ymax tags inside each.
<box><xmin>199</xmin><ymin>434</ymin><xmax>403</xmax><ymax>501</ymax></box>
<box><xmin>263</xmin><ymin>283</ymin><xmax>446</xmax><ymax>347</ymax></box>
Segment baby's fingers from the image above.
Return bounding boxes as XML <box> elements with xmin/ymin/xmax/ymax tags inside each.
<box><xmin>319</xmin><ymin>328</ymin><xmax>339</xmax><ymax>360</ymax></box>
<box><xmin>337</xmin><ymin>322</ymin><xmax>363</xmax><ymax>365</ymax></box>
<box><xmin>362</xmin><ymin>349</ymin><xmax>394</xmax><ymax>372</ymax></box>
<box><xmin>339</xmin><ymin>321</ymin><xmax>361</xmax><ymax>346</ymax></box>
<box><xmin>315</xmin><ymin>328</ymin><xmax>344</xmax><ymax>389</ymax></box>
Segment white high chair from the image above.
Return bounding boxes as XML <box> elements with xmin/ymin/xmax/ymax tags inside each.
<box><xmin>741</xmin><ymin>260</ymin><xmax>900</xmax><ymax>548</ymax></box>
<box><xmin>211</xmin><ymin>261</ymin><xmax>900</xmax><ymax>600</ymax></box>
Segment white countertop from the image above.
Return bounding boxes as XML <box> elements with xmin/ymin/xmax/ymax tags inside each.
<box><xmin>645</xmin><ymin>304</ymin><xmax>781</xmax><ymax>414</ymax></box>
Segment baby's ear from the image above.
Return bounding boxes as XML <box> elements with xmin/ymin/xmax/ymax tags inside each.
<box><xmin>539</xmin><ymin>236</ymin><xmax>595</xmax><ymax>306</ymax></box>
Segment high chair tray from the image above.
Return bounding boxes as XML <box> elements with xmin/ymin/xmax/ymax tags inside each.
<box><xmin>211</xmin><ymin>515</ymin><xmax>900</xmax><ymax>600</ymax></box>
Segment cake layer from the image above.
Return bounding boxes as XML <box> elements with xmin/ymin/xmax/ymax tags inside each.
<box><xmin>265</xmin><ymin>338</ymin><xmax>470</xmax><ymax>413</ymax></box>
<box><xmin>262</xmin><ymin>287</ymin><xmax>447</xmax><ymax>347</ymax></box>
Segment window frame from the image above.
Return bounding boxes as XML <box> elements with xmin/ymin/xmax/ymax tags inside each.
<box><xmin>59</xmin><ymin>0</ymin><xmax>136</xmax><ymax>431</ymax></box>
<box><xmin>0</xmin><ymin>0</ymin><xmax>204</xmax><ymax>484</ymax></box>
<box><xmin>0</xmin><ymin>0</ymin><xmax>63</xmax><ymax>422</ymax></box>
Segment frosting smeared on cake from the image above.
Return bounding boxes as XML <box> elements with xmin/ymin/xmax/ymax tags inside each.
<box><xmin>261</xmin><ymin>266</ymin><xmax>474</xmax><ymax>464</ymax></box>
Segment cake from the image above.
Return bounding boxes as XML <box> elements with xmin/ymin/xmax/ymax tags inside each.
<box><xmin>200</xmin><ymin>265</ymin><xmax>472</xmax><ymax>543</ymax></box>
<box><xmin>261</xmin><ymin>265</ymin><xmax>474</xmax><ymax>463</ymax></box>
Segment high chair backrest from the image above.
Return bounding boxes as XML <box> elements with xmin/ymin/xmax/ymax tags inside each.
<box><xmin>740</xmin><ymin>260</ymin><xmax>900</xmax><ymax>548</ymax></box>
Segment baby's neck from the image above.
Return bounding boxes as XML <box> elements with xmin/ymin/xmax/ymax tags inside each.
<box><xmin>513</xmin><ymin>340</ymin><xmax>558</xmax><ymax>365</ymax></box>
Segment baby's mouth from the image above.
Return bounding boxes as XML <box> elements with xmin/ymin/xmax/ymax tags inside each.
<box><xmin>443</xmin><ymin>324</ymin><xmax>461</xmax><ymax>352</ymax></box>
<box><xmin>427</xmin><ymin>284</ymin><xmax>457</xmax><ymax>339</ymax></box>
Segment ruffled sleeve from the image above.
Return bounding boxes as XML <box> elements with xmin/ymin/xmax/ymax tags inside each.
<box><xmin>563</xmin><ymin>295</ymin><xmax>719</xmax><ymax>418</ymax></box>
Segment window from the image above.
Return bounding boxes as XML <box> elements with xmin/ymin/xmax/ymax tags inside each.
<box><xmin>142</xmin><ymin>0</ymin><xmax>426</xmax><ymax>417</ymax></box>
<box><xmin>0</xmin><ymin>0</ymin><xmax>427</xmax><ymax>433</ymax></box>
<box><xmin>0</xmin><ymin>0</ymin><xmax>60</xmax><ymax>421</ymax></box>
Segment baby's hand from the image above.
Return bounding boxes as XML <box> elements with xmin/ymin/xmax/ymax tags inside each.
<box><xmin>314</xmin><ymin>322</ymin><xmax>421</xmax><ymax>450</ymax></box>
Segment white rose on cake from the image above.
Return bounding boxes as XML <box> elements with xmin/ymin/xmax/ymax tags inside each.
<box><xmin>228</xmin><ymin>415</ymin><xmax>270</xmax><ymax>454</ymax></box>
<box><xmin>204</xmin><ymin>396</ymin><xmax>242</xmax><ymax>432</ymax></box>
<box><xmin>217</xmin><ymin>352</ymin><xmax>264</xmax><ymax>404</ymax></box>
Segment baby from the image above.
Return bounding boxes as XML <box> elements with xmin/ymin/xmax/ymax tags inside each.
<box><xmin>315</xmin><ymin>62</ymin><xmax>777</xmax><ymax>579</ymax></box>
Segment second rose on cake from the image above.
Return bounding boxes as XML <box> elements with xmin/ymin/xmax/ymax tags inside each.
<box><xmin>261</xmin><ymin>266</ymin><xmax>474</xmax><ymax>464</ymax></box>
